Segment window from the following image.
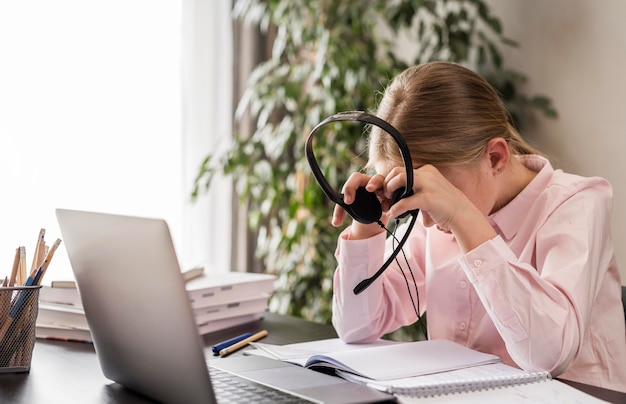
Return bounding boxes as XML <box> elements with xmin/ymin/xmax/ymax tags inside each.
<box><xmin>0</xmin><ymin>1</ymin><xmax>232</xmax><ymax>281</ymax></box>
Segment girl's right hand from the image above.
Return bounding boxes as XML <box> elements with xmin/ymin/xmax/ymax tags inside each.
<box><xmin>332</xmin><ymin>172</ymin><xmax>389</xmax><ymax>239</ymax></box>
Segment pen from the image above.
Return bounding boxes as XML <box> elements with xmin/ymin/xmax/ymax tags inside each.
<box><xmin>219</xmin><ymin>330</ymin><xmax>268</xmax><ymax>357</ymax></box>
<box><xmin>212</xmin><ymin>332</ymin><xmax>253</xmax><ymax>355</ymax></box>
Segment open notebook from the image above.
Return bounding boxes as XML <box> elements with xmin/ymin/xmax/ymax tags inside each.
<box><xmin>247</xmin><ymin>338</ymin><xmax>501</xmax><ymax>380</ymax></box>
<box><xmin>246</xmin><ymin>338</ymin><xmax>607</xmax><ymax>403</ymax></box>
<box><xmin>56</xmin><ymin>208</ymin><xmax>394</xmax><ymax>404</ymax></box>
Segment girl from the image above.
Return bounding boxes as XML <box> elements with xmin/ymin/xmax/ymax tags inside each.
<box><xmin>330</xmin><ymin>61</ymin><xmax>626</xmax><ymax>392</ymax></box>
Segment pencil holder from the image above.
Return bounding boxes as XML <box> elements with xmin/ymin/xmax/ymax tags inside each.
<box><xmin>0</xmin><ymin>285</ymin><xmax>41</xmax><ymax>373</ymax></box>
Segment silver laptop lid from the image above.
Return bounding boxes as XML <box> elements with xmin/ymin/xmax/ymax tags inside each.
<box><xmin>56</xmin><ymin>208</ymin><xmax>215</xmax><ymax>404</ymax></box>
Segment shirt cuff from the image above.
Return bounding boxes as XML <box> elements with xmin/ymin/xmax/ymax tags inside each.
<box><xmin>336</xmin><ymin>229</ymin><xmax>387</xmax><ymax>276</ymax></box>
<box><xmin>459</xmin><ymin>236</ymin><xmax>517</xmax><ymax>283</ymax></box>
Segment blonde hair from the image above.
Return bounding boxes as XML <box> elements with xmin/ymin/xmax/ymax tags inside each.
<box><xmin>368</xmin><ymin>62</ymin><xmax>542</xmax><ymax>171</ymax></box>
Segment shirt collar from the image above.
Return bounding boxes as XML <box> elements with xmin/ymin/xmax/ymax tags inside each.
<box><xmin>487</xmin><ymin>155</ymin><xmax>553</xmax><ymax>240</ymax></box>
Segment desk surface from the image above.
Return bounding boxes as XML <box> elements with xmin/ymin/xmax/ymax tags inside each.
<box><xmin>0</xmin><ymin>312</ymin><xmax>624</xmax><ymax>403</ymax></box>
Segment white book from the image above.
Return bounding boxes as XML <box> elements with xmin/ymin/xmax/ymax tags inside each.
<box><xmin>196</xmin><ymin>312</ymin><xmax>264</xmax><ymax>335</ymax></box>
<box><xmin>41</xmin><ymin>271</ymin><xmax>276</xmax><ymax>311</ymax></box>
<box><xmin>35</xmin><ymin>323</ymin><xmax>92</xmax><ymax>343</ymax></box>
<box><xmin>38</xmin><ymin>295</ymin><xmax>268</xmax><ymax>339</ymax></box>
<box><xmin>39</xmin><ymin>282</ymin><xmax>83</xmax><ymax>308</ymax></box>
<box><xmin>186</xmin><ymin>272</ymin><xmax>276</xmax><ymax>308</ymax></box>
<box><xmin>37</xmin><ymin>302</ymin><xmax>89</xmax><ymax>330</ymax></box>
<box><xmin>193</xmin><ymin>296</ymin><xmax>269</xmax><ymax>324</ymax></box>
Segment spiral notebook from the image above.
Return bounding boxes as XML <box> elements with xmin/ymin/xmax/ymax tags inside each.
<box><xmin>336</xmin><ymin>362</ymin><xmax>606</xmax><ymax>402</ymax></box>
<box><xmin>336</xmin><ymin>362</ymin><xmax>550</xmax><ymax>396</ymax></box>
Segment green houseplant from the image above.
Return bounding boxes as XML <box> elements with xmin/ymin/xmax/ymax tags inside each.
<box><xmin>193</xmin><ymin>0</ymin><xmax>556</xmax><ymax>340</ymax></box>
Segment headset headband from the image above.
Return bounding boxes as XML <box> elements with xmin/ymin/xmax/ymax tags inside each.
<box><xmin>305</xmin><ymin>111</ymin><xmax>413</xmax><ymax>201</ymax></box>
<box><xmin>305</xmin><ymin>111</ymin><xmax>419</xmax><ymax>294</ymax></box>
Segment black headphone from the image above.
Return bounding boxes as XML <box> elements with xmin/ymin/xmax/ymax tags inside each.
<box><xmin>305</xmin><ymin>111</ymin><xmax>419</xmax><ymax>294</ymax></box>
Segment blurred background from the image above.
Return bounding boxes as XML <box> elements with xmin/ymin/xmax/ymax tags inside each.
<box><xmin>1</xmin><ymin>0</ymin><xmax>624</xmax><ymax>330</ymax></box>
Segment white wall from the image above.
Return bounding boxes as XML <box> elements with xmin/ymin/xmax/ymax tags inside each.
<box><xmin>0</xmin><ymin>1</ymin><xmax>184</xmax><ymax>282</ymax></box>
<box><xmin>486</xmin><ymin>0</ymin><xmax>626</xmax><ymax>282</ymax></box>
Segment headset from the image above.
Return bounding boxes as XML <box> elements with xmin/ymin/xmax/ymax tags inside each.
<box><xmin>305</xmin><ymin>111</ymin><xmax>419</xmax><ymax>295</ymax></box>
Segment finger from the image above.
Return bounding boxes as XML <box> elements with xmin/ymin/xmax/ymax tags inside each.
<box><xmin>383</xmin><ymin>169</ymin><xmax>408</xmax><ymax>200</ymax></box>
<box><xmin>332</xmin><ymin>204</ymin><xmax>347</xmax><ymax>227</ymax></box>
<box><xmin>342</xmin><ymin>172</ymin><xmax>373</xmax><ymax>204</ymax></box>
<box><xmin>365</xmin><ymin>173</ymin><xmax>385</xmax><ymax>193</ymax></box>
<box><xmin>387</xmin><ymin>191</ymin><xmax>419</xmax><ymax>219</ymax></box>
<box><xmin>387</xmin><ymin>198</ymin><xmax>408</xmax><ymax>219</ymax></box>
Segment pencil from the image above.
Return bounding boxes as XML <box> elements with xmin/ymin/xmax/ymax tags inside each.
<box><xmin>30</xmin><ymin>228</ymin><xmax>46</xmax><ymax>274</ymax></box>
<box><xmin>9</xmin><ymin>248</ymin><xmax>20</xmax><ymax>287</ymax></box>
<box><xmin>16</xmin><ymin>247</ymin><xmax>26</xmax><ymax>286</ymax></box>
<box><xmin>218</xmin><ymin>330</ymin><xmax>268</xmax><ymax>357</ymax></box>
<box><xmin>35</xmin><ymin>238</ymin><xmax>62</xmax><ymax>285</ymax></box>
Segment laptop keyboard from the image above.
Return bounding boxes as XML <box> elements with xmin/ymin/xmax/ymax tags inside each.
<box><xmin>209</xmin><ymin>366</ymin><xmax>313</xmax><ymax>403</ymax></box>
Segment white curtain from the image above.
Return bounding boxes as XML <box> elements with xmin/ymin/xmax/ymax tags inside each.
<box><xmin>181</xmin><ymin>0</ymin><xmax>233</xmax><ymax>273</ymax></box>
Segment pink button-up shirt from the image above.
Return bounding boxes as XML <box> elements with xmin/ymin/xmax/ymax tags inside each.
<box><xmin>332</xmin><ymin>155</ymin><xmax>626</xmax><ymax>393</ymax></box>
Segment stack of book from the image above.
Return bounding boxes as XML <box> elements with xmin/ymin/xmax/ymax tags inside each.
<box><xmin>185</xmin><ymin>270</ymin><xmax>276</xmax><ymax>335</ymax></box>
<box><xmin>36</xmin><ymin>269</ymin><xmax>277</xmax><ymax>342</ymax></box>
<box><xmin>36</xmin><ymin>287</ymin><xmax>91</xmax><ymax>342</ymax></box>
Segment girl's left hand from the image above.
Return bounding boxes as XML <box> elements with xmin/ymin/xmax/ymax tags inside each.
<box><xmin>382</xmin><ymin>165</ymin><xmax>496</xmax><ymax>251</ymax></box>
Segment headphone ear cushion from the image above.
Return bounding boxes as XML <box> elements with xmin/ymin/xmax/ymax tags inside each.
<box><xmin>342</xmin><ymin>187</ymin><xmax>382</xmax><ymax>225</ymax></box>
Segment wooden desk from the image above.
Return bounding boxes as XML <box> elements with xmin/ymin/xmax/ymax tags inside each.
<box><xmin>0</xmin><ymin>312</ymin><xmax>623</xmax><ymax>403</ymax></box>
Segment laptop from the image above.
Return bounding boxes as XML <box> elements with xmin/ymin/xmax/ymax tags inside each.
<box><xmin>55</xmin><ymin>208</ymin><xmax>395</xmax><ymax>404</ymax></box>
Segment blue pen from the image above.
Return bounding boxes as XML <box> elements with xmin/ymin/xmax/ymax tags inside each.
<box><xmin>212</xmin><ymin>332</ymin><xmax>253</xmax><ymax>355</ymax></box>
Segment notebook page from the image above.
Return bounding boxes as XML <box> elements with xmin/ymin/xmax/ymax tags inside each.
<box><xmin>395</xmin><ymin>379</ymin><xmax>608</xmax><ymax>403</ymax></box>
<box><xmin>338</xmin><ymin>362</ymin><xmax>537</xmax><ymax>388</ymax></box>
<box><xmin>246</xmin><ymin>338</ymin><xmax>401</xmax><ymax>366</ymax></box>
<box><xmin>305</xmin><ymin>339</ymin><xmax>500</xmax><ymax>380</ymax></box>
